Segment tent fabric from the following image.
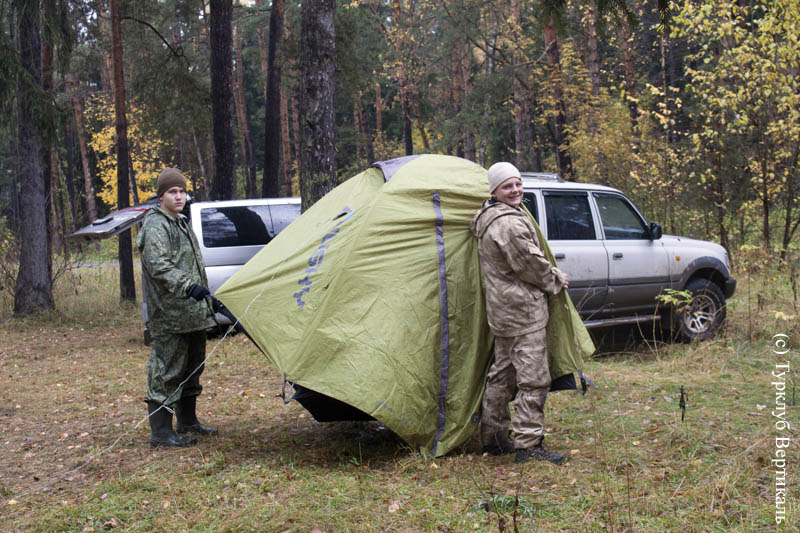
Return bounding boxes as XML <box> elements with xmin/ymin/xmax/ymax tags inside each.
<box><xmin>215</xmin><ymin>155</ymin><xmax>593</xmax><ymax>457</ymax></box>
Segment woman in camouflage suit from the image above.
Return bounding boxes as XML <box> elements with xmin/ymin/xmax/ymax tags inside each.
<box><xmin>138</xmin><ymin>168</ymin><xmax>218</xmax><ymax>448</ymax></box>
<box><xmin>470</xmin><ymin>162</ymin><xmax>569</xmax><ymax>465</ymax></box>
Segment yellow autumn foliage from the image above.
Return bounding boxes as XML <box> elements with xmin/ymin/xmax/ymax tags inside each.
<box><xmin>85</xmin><ymin>96</ymin><xmax>191</xmax><ymax>208</ymax></box>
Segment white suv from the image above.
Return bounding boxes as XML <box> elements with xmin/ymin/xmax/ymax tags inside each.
<box><xmin>521</xmin><ymin>173</ymin><xmax>736</xmax><ymax>341</ymax></box>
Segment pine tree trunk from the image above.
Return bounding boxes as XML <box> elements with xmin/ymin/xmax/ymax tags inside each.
<box><xmin>262</xmin><ymin>0</ymin><xmax>285</xmax><ymax>198</ymax></box>
<box><xmin>585</xmin><ymin>0</ymin><xmax>600</xmax><ymax>99</ymax></box>
<box><xmin>233</xmin><ymin>30</ymin><xmax>255</xmax><ymax>198</ymax></box>
<box><xmin>620</xmin><ymin>16</ymin><xmax>639</xmax><ymax>137</ymax></box>
<box><xmin>67</xmin><ymin>75</ymin><xmax>98</xmax><ymax>223</ymax></box>
<box><xmin>14</xmin><ymin>0</ymin><xmax>54</xmax><ymax>314</ymax></box>
<box><xmin>299</xmin><ymin>0</ymin><xmax>336</xmax><ymax>212</ymax></box>
<box><xmin>411</xmin><ymin>97</ymin><xmax>429</xmax><ymax>150</ymax></box>
<box><xmin>210</xmin><ymin>0</ymin><xmax>236</xmax><ymax>200</ymax></box>
<box><xmin>40</xmin><ymin>17</ymin><xmax>62</xmax><ymax>257</ymax></box>
<box><xmin>280</xmin><ymin>89</ymin><xmax>293</xmax><ymax>194</ymax></box>
<box><xmin>374</xmin><ymin>82</ymin><xmax>383</xmax><ymax>160</ymax></box>
<box><xmin>192</xmin><ymin>131</ymin><xmax>209</xmax><ymax>201</ymax></box>
<box><xmin>402</xmin><ymin>93</ymin><xmax>413</xmax><ymax>156</ymax></box>
<box><xmin>353</xmin><ymin>95</ymin><xmax>364</xmax><ymax>164</ymax></box>
<box><xmin>63</xmin><ymin>119</ymin><xmax>78</xmax><ymax>231</ymax></box>
<box><xmin>111</xmin><ymin>0</ymin><xmax>135</xmax><ymax>301</ymax></box>
<box><xmin>479</xmin><ymin>19</ymin><xmax>497</xmax><ymax>167</ymax></box>
<box><xmin>291</xmin><ymin>92</ymin><xmax>301</xmax><ymax>176</ymax></box>
<box><xmin>543</xmin><ymin>15</ymin><xmax>573</xmax><ymax>180</ymax></box>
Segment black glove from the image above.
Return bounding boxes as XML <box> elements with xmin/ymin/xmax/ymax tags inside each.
<box><xmin>187</xmin><ymin>284</ymin><xmax>210</xmax><ymax>301</ymax></box>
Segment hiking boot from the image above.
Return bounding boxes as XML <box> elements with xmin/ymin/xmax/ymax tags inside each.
<box><xmin>147</xmin><ymin>402</ymin><xmax>197</xmax><ymax>448</ymax></box>
<box><xmin>514</xmin><ymin>444</ymin><xmax>564</xmax><ymax>465</ymax></box>
<box><xmin>175</xmin><ymin>396</ymin><xmax>218</xmax><ymax>436</ymax></box>
<box><xmin>481</xmin><ymin>430</ymin><xmax>515</xmax><ymax>456</ymax></box>
<box><xmin>481</xmin><ymin>441</ymin><xmax>515</xmax><ymax>456</ymax></box>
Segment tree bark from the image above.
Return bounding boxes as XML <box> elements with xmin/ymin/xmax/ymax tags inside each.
<box><xmin>620</xmin><ymin>15</ymin><xmax>639</xmax><ymax>136</ymax></box>
<box><xmin>585</xmin><ymin>0</ymin><xmax>600</xmax><ymax>99</ymax></box>
<box><xmin>299</xmin><ymin>0</ymin><xmax>336</xmax><ymax>212</ymax></box>
<box><xmin>402</xmin><ymin>93</ymin><xmax>413</xmax><ymax>156</ymax></box>
<box><xmin>40</xmin><ymin>14</ymin><xmax>61</xmax><ymax>257</ymax></box>
<box><xmin>110</xmin><ymin>0</ymin><xmax>136</xmax><ymax>301</ymax></box>
<box><xmin>233</xmin><ymin>29</ymin><xmax>256</xmax><ymax>198</ymax></box>
<box><xmin>192</xmin><ymin>131</ymin><xmax>209</xmax><ymax>201</ymax></box>
<box><xmin>280</xmin><ymin>88</ymin><xmax>293</xmax><ymax>194</ymax></box>
<box><xmin>62</xmin><ymin>119</ymin><xmax>78</xmax><ymax>231</ymax></box>
<box><xmin>67</xmin><ymin>75</ymin><xmax>98</xmax><ymax>223</ymax></box>
<box><xmin>14</xmin><ymin>0</ymin><xmax>55</xmax><ymax>314</ymax></box>
<box><xmin>353</xmin><ymin>94</ymin><xmax>364</xmax><ymax>164</ymax></box>
<box><xmin>543</xmin><ymin>15</ymin><xmax>573</xmax><ymax>180</ymax></box>
<box><xmin>511</xmin><ymin>0</ymin><xmax>532</xmax><ymax>170</ymax></box>
<box><xmin>262</xmin><ymin>0</ymin><xmax>285</xmax><ymax>198</ymax></box>
<box><xmin>374</xmin><ymin>82</ymin><xmax>383</xmax><ymax>160</ymax></box>
<box><xmin>210</xmin><ymin>0</ymin><xmax>236</xmax><ymax>200</ymax></box>
<box><xmin>291</xmin><ymin>92</ymin><xmax>301</xmax><ymax>176</ymax></box>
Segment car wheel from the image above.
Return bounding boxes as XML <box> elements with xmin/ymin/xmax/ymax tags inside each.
<box><xmin>674</xmin><ymin>278</ymin><xmax>726</xmax><ymax>342</ymax></box>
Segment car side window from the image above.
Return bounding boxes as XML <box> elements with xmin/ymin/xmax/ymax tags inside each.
<box><xmin>269</xmin><ymin>203</ymin><xmax>301</xmax><ymax>235</ymax></box>
<box><xmin>594</xmin><ymin>194</ymin><xmax>648</xmax><ymax>240</ymax></box>
<box><xmin>200</xmin><ymin>206</ymin><xmax>275</xmax><ymax>248</ymax></box>
<box><xmin>522</xmin><ymin>193</ymin><xmax>539</xmax><ymax>223</ymax></box>
<box><xmin>543</xmin><ymin>192</ymin><xmax>596</xmax><ymax>240</ymax></box>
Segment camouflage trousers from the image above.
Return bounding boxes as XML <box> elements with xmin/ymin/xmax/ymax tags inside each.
<box><xmin>481</xmin><ymin>327</ymin><xmax>551</xmax><ymax>450</ymax></box>
<box><xmin>145</xmin><ymin>330</ymin><xmax>206</xmax><ymax>406</ymax></box>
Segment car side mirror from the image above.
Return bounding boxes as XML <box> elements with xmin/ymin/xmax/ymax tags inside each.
<box><xmin>649</xmin><ymin>222</ymin><xmax>662</xmax><ymax>240</ymax></box>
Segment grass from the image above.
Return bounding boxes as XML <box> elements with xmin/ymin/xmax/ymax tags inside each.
<box><xmin>0</xmin><ymin>258</ymin><xmax>798</xmax><ymax>532</ymax></box>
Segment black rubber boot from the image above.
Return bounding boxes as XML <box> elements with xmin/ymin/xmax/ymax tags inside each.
<box><xmin>148</xmin><ymin>402</ymin><xmax>197</xmax><ymax>448</ymax></box>
<box><xmin>514</xmin><ymin>443</ymin><xmax>565</xmax><ymax>465</ymax></box>
<box><xmin>175</xmin><ymin>396</ymin><xmax>218</xmax><ymax>436</ymax></box>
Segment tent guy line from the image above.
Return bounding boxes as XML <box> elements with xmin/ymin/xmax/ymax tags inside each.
<box><xmin>9</xmin><ymin>221</ymin><xmax>326</xmax><ymax>502</ymax></box>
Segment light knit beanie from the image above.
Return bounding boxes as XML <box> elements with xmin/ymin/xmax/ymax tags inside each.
<box><xmin>487</xmin><ymin>162</ymin><xmax>521</xmax><ymax>193</ymax></box>
<box><xmin>156</xmin><ymin>168</ymin><xmax>187</xmax><ymax>197</ymax></box>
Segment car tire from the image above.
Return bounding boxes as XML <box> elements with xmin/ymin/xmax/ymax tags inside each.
<box><xmin>673</xmin><ymin>278</ymin><xmax>726</xmax><ymax>342</ymax></box>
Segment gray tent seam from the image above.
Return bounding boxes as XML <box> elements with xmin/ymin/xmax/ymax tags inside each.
<box><xmin>431</xmin><ymin>192</ymin><xmax>450</xmax><ymax>456</ymax></box>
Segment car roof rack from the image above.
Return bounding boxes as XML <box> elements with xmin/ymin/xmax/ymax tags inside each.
<box><xmin>520</xmin><ymin>172</ymin><xmax>562</xmax><ymax>182</ymax></box>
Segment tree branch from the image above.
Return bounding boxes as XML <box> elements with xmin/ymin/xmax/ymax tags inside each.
<box><xmin>120</xmin><ymin>16</ymin><xmax>184</xmax><ymax>61</ymax></box>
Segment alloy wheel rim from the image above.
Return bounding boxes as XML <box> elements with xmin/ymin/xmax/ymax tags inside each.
<box><xmin>684</xmin><ymin>293</ymin><xmax>717</xmax><ymax>334</ymax></box>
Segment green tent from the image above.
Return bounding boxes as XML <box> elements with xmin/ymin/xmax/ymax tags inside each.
<box><xmin>215</xmin><ymin>155</ymin><xmax>593</xmax><ymax>457</ymax></box>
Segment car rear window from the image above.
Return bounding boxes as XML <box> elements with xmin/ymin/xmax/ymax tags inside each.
<box><xmin>200</xmin><ymin>205</ymin><xmax>274</xmax><ymax>248</ymax></box>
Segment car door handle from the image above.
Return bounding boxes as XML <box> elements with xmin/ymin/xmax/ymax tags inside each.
<box><xmin>612</xmin><ymin>252</ymin><xmax>624</xmax><ymax>259</ymax></box>
<box><xmin>555</xmin><ymin>253</ymin><xmax>566</xmax><ymax>260</ymax></box>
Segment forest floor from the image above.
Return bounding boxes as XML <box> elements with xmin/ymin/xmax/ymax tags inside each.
<box><xmin>0</xmin><ymin>263</ymin><xmax>797</xmax><ymax>532</ymax></box>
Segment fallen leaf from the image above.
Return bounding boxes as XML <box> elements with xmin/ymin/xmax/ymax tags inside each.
<box><xmin>570</xmin><ymin>449</ymin><xmax>580</xmax><ymax>455</ymax></box>
<box><xmin>756</xmin><ymin>404</ymin><xmax>766</xmax><ymax>410</ymax></box>
<box><xmin>388</xmin><ymin>501</ymin><xmax>400</xmax><ymax>513</ymax></box>
<box><xmin>7</xmin><ymin>499</ymin><xmax>18</xmax><ymax>506</ymax></box>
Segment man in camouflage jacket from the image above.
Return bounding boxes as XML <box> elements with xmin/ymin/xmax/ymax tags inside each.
<box><xmin>138</xmin><ymin>168</ymin><xmax>218</xmax><ymax>448</ymax></box>
<box><xmin>471</xmin><ymin>162</ymin><xmax>569</xmax><ymax>465</ymax></box>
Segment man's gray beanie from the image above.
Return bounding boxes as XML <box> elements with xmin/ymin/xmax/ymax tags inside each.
<box><xmin>487</xmin><ymin>162</ymin><xmax>521</xmax><ymax>193</ymax></box>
